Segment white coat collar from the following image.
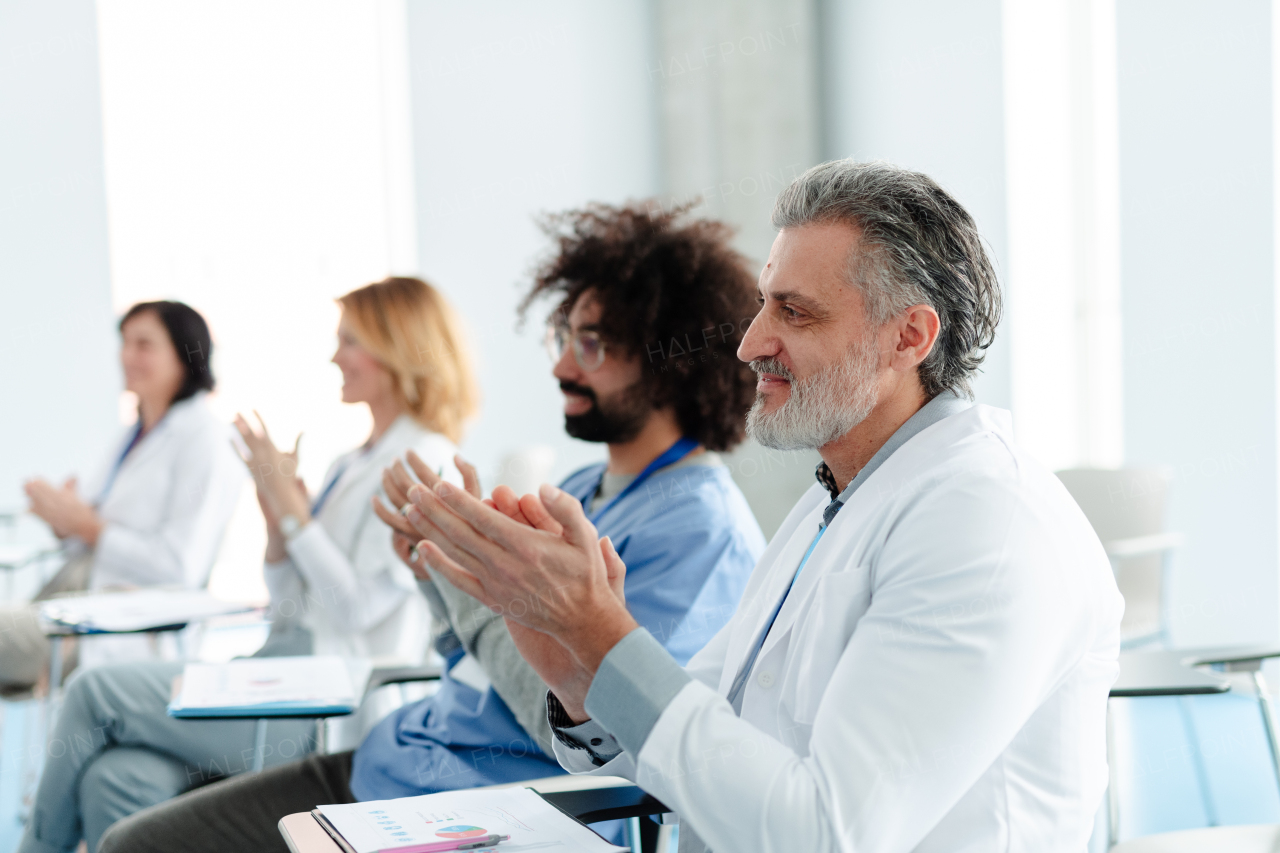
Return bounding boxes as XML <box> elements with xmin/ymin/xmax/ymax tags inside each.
<box><xmin>115</xmin><ymin>392</ymin><xmax>211</xmax><ymax>470</ymax></box>
<box><xmin>814</xmin><ymin>391</ymin><xmax>973</xmax><ymax>527</ymax></box>
<box><xmin>754</xmin><ymin>403</ymin><xmax>1007</xmax><ymax>665</ymax></box>
<box><xmin>315</xmin><ymin>414</ymin><xmax>432</xmax><ymax>513</ymax></box>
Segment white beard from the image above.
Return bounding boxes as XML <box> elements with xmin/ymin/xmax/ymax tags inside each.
<box><xmin>746</xmin><ymin>335</ymin><xmax>881</xmax><ymax>451</ymax></box>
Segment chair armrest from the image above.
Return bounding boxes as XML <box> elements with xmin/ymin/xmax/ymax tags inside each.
<box><xmin>365</xmin><ymin>663</ymin><xmax>442</xmax><ymax>692</ymax></box>
<box><xmin>1103</xmin><ymin>532</ymin><xmax>1183</xmax><ymax>560</ymax></box>
<box><xmin>474</xmin><ymin>775</ymin><xmax>670</xmax><ymax>826</ymax></box>
<box><xmin>1111</xmin><ymin>651</ymin><xmax>1230</xmax><ymax>697</ymax></box>
<box><xmin>1180</xmin><ymin>644</ymin><xmax>1280</xmax><ymax>670</ymax></box>
<box><xmin>537</xmin><ymin>784</ymin><xmax>670</xmax><ymax>824</ymax></box>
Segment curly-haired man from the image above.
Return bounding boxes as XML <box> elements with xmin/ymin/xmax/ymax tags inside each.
<box><xmin>90</xmin><ymin>203</ymin><xmax>767</xmax><ymax>853</ymax></box>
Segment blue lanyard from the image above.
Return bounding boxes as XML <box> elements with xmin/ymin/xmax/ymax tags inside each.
<box><xmin>309</xmin><ymin>464</ymin><xmax>347</xmax><ymax>516</ymax></box>
<box><xmin>584</xmin><ymin>437</ymin><xmax>700</xmax><ymax>524</ymax></box>
<box><xmin>96</xmin><ymin>422</ymin><xmax>147</xmax><ymax>505</ymax></box>
<box><xmin>726</xmin><ymin>523</ymin><xmax>827</xmax><ymax>714</ymax></box>
<box><xmin>311</xmin><ymin>442</ymin><xmax>378</xmax><ymax>516</ymax></box>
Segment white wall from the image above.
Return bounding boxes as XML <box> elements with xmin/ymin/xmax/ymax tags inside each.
<box><xmin>404</xmin><ymin>0</ymin><xmax>660</xmax><ymax>487</ymax></box>
<box><xmin>96</xmin><ymin>0</ymin><xmax>421</xmax><ymax>602</ymax></box>
<box><xmin>1117</xmin><ymin>0</ymin><xmax>1278</xmax><ymax>645</ymax></box>
<box><xmin>651</xmin><ymin>0</ymin><xmax>821</xmax><ymax>267</ymax></box>
<box><xmin>0</xmin><ymin>0</ymin><xmax>118</xmax><ymax>514</ymax></box>
<box><xmin>820</xmin><ymin>0</ymin><xmax>1130</xmax><ymax>474</ymax></box>
<box><xmin>820</xmin><ymin>0</ymin><xmax>1012</xmax><ymax>410</ymax></box>
<box><xmin>648</xmin><ymin>0</ymin><xmax>824</xmax><ymax>539</ymax></box>
<box><xmin>1004</xmin><ymin>0</ymin><xmax>1124</xmax><ymax>471</ymax></box>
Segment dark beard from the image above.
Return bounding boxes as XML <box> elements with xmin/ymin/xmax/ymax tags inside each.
<box><xmin>561</xmin><ymin>379</ymin><xmax>652</xmax><ymax>443</ymax></box>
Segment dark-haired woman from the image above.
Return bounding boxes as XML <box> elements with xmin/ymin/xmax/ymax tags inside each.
<box><xmin>13</xmin><ymin>301</ymin><xmax>245</xmax><ymax>689</ymax></box>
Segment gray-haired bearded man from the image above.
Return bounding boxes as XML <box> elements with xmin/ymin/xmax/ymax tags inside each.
<box><xmin>410</xmin><ymin>160</ymin><xmax>1124</xmax><ymax>853</ymax></box>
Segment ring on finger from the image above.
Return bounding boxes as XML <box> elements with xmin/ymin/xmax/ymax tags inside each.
<box><xmin>399</xmin><ymin>503</ymin><xmax>412</xmax><ymax>516</ymax></box>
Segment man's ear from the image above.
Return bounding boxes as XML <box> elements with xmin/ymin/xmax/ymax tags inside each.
<box><xmin>894</xmin><ymin>304</ymin><xmax>941</xmax><ymax>369</ymax></box>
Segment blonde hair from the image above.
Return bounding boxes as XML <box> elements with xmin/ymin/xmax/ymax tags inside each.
<box><xmin>338</xmin><ymin>277</ymin><xmax>479</xmax><ymax>443</ymax></box>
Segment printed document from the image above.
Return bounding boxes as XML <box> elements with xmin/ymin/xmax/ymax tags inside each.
<box><xmin>39</xmin><ymin>588</ymin><xmax>251</xmax><ymax>633</ymax></box>
<box><xmin>169</xmin><ymin>656</ymin><xmax>371</xmax><ymax>717</ymax></box>
<box><xmin>316</xmin><ymin>787</ymin><xmax>626</xmax><ymax>853</ymax></box>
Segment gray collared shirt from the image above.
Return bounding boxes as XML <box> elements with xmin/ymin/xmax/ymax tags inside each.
<box><xmin>816</xmin><ymin>390</ymin><xmax>972</xmax><ymax>525</ymax></box>
<box><xmin>549</xmin><ymin>391</ymin><xmax>974</xmax><ymax>764</ymax></box>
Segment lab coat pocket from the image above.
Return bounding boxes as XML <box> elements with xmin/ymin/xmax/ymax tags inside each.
<box><xmin>782</xmin><ymin>570</ymin><xmax>872</xmax><ymax>726</ymax></box>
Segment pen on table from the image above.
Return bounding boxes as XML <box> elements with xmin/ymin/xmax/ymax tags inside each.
<box><xmin>378</xmin><ymin>834</ymin><xmax>509</xmax><ymax>853</ymax></box>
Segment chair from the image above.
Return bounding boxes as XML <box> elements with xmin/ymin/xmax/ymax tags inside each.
<box><xmin>1109</xmin><ymin>647</ymin><xmax>1280</xmax><ymax>851</ymax></box>
<box><xmin>495</xmin><ymin>445</ymin><xmax>556</xmax><ymax>496</ymax></box>
<box><xmin>1111</xmin><ymin>824</ymin><xmax>1280</xmax><ymax>852</ymax></box>
<box><xmin>307</xmin><ymin>662</ymin><xmax>444</xmax><ymax>758</ymax></box>
<box><xmin>1056</xmin><ymin>468</ymin><xmax>1181</xmax><ymax>647</ymax></box>
<box><xmin>538</xmin><ymin>780</ymin><xmax>669</xmax><ymax>853</ymax></box>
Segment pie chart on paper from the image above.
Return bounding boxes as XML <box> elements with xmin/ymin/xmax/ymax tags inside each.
<box><xmin>435</xmin><ymin>825</ymin><xmax>488</xmax><ymax>839</ymax></box>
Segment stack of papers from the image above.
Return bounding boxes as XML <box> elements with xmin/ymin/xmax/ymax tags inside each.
<box><xmin>168</xmin><ymin>656</ymin><xmax>372</xmax><ymax>718</ymax></box>
<box><xmin>39</xmin><ymin>588</ymin><xmax>254</xmax><ymax>633</ymax></box>
<box><xmin>316</xmin><ymin>787</ymin><xmax>626</xmax><ymax>853</ymax></box>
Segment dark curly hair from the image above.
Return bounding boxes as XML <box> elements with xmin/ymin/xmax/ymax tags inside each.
<box><xmin>520</xmin><ymin>202</ymin><xmax>759</xmax><ymax>452</ymax></box>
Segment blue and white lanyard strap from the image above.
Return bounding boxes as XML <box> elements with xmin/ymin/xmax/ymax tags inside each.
<box><xmin>309</xmin><ymin>464</ymin><xmax>347</xmax><ymax>516</ymax></box>
<box><xmin>584</xmin><ymin>436</ymin><xmax>700</xmax><ymax>525</ymax></box>
<box><xmin>96</xmin><ymin>422</ymin><xmax>147</xmax><ymax>506</ymax></box>
<box><xmin>726</xmin><ymin>523</ymin><xmax>828</xmax><ymax>714</ymax></box>
<box><xmin>310</xmin><ymin>442</ymin><xmax>378</xmax><ymax>516</ymax></box>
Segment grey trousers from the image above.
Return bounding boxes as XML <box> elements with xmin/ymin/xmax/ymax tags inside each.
<box><xmin>97</xmin><ymin>750</ymin><xmax>356</xmax><ymax>853</ymax></box>
<box><xmin>0</xmin><ymin>552</ymin><xmax>95</xmax><ymax>689</ymax></box>
<box><xmin>16</xmin><ymin>660</ymin><xmax>315</xmax><ymax>853</ymax></box>
<box><xmin>0</xmin><ymin>606</ymin><xmax>54</xmax><ymax>688</ymax></box>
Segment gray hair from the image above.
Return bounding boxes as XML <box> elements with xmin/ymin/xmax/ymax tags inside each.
<box><xmin>771</xmin><ymin>159</ymin><xmax>1001</xmax><ymax>398</ymax></box>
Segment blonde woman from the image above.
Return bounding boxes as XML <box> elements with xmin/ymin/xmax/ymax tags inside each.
<box><xmin>18</xmin><ymin>278</ymin><xmax>479</xmax><ymax>853</ymax></box>
<box><xmin>242</xmin><ymin>277</ymin><xmax>477</xmax><ymax>662</ymax></box>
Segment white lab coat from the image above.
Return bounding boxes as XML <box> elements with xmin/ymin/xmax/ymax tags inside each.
<box><xmin>263</xmin><ymin>414</ymin><xmax>461</xmax><ymax>664</ymax></box>
<box><xmin>558</xmin><ymin>404</ymin><xmax>1124</xmax><ymax>853</ymax></box>
<box><xmin>84</xmin><ymin>392</ymin><xmax>245</xmax><ymax>590</ymax></box>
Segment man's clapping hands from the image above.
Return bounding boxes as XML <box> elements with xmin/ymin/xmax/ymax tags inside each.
<box><xmin>372</xmin><ymin>451</ymin><xmax>633</xmax><ymax>721</ymax></box>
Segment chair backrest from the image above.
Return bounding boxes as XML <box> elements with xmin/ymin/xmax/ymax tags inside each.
<box><xmin>1055</xmin><ymin>468</ymin><xmax>1171</xmax><ymax>542</ymax></box>
<box><xmin>497</xmin><ymin>445</ymin><xmax>556</xmax><ymax>496</ymax></box>
<box><xmin>1056</xmin><ymin>468</ymin><xmax>1174</xmax><ymax>645</ymax></box>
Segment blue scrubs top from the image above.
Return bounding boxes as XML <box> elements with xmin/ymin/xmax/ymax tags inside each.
<box><xmin>350</xmin><ymin>461</ymin><xmax>765</xmax><ymax>800</ymax></box>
